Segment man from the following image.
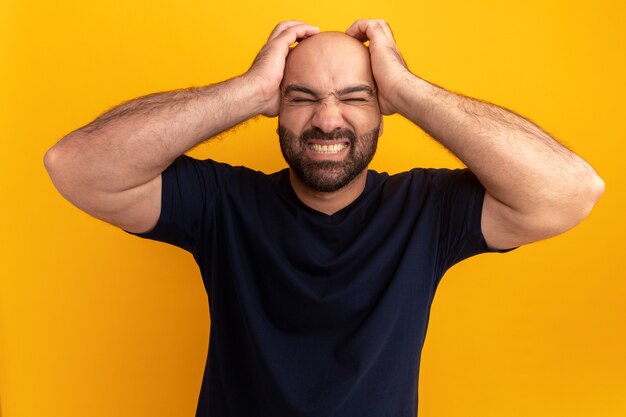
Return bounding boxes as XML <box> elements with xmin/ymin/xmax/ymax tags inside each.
<box><xmin>44</xmin><ymin>19</ymin><xmax>604</xmax><ymax>417</ymax></box>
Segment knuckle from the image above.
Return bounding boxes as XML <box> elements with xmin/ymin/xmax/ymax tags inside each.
<box><xmin>273</xmin><ymin>21</ymin><xmax>294</xmax><ymax>33</ymax></box>
<box><xmin>277</xmin><ymin>28</ymin><xmax>293</xmax><ymax>38</ymax></box>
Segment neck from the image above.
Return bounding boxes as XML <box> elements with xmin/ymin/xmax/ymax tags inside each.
<box><xmin>289</xmin><ymin>169</ymin><xmax>368</xmax><ymax>215</ymax></box>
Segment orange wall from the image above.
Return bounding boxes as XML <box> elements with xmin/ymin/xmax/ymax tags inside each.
<box><xmin>1</xmin><ymin>1</ymin><xmax>624</xmax><ymax>416</ymax></box>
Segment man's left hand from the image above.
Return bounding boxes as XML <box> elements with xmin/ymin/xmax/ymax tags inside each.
<box><xmin>345</xmin><ymin>19</ymin><xmax>411</xmax><ymax>115</ymax></box>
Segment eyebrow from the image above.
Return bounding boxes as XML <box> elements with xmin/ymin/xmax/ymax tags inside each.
<box><xmin>283</xmin><ymin>84</ymin><xmax>318</xmax><ymax>96</ymax></box>
<box><xmin>283</xmin><ymin>84</ymin><xmax>375</xmax><ymax>97</ymax></box>
<box><xmin>337</xmin><ymin>85</ymin><xmax>375</xmax><ymax>96</ymax></box>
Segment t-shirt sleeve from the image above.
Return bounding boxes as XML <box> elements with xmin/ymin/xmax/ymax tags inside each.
<box><xmin>124</xmin><ymin>155</ymin><xmax>228</xmax><ymax>255</ymax></box>
<box><xmin>432</xmin><ymin>168</ymin><xmax>516</xmax><ymax>273</ymax></box>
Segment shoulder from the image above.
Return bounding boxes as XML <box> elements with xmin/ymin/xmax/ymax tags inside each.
<box><xmin>367</xmin><ymin>167</ymin><xmax>478</xmax><ymax>196</ymax></box>
<box><xmin>168</xmin><ymin>155</ymin><xmax>278</xmax><ymax>185</ymax></box>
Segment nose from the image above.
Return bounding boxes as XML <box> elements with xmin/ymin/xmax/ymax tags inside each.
<box><xmin>310</xmin><ymin>100</ymin><xmax>345</xmax><ymax>134</ymax></box>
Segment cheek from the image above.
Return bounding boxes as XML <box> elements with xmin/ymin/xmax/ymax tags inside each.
<box><xmin>279</xmin><ymin>106</ymin><xmax>316</xmax><ymax>131</ymax></box>
<box><xmin>341</xmin><ymin>106</ymin><xmax>381</xmax><ymax>131</ymax></box>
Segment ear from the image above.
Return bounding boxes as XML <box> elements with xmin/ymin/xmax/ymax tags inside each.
<box><xmin>378</xmin><ymin>116</ymin><xmax>384</xmax><ymax>137</ymax></box>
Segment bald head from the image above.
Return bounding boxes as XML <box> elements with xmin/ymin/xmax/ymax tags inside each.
<box><xmin>281</xmin><ymin>31</ymin><xmax>376</xmax><ymax>96</ymax></box>
<box><xmin>286</xmin><ymin>31</ymin><xmax>370</xmax><ymax>68</ymax></box>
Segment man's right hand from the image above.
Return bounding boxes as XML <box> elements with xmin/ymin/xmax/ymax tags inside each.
<box><xmin>44</xmin><ymin>21</ymin><xmax>319</xmax><ymax>234</ymax></box>
<box><xmin>245</xmin><ymin>21</ymin><xmax>320</xmax><ymax>117</ymax></box>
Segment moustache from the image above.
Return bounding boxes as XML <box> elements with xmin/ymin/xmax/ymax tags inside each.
<box><xmin>299</xmin><ymin>127</ymin><xmax>357</xmax><ymax>143</ymax></box>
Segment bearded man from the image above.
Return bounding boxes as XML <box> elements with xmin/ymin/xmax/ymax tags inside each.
<box><xmin>44</xmin><ymin>19</ymin><xmax>604</xmax><ymax>417</ymax></box>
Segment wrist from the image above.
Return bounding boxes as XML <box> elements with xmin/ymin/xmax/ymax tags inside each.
<box><xmin>223</xmin><ymin>74</ymin><xmax>269</xmax><ymax>117</ymax></box>
<box><xmin>389</xmin><ymin>73</ymin><xmax>443</xmax><ymax>119</ymax></box>
<box><xmin>239</xmin><ymin>72</ymin><xmax>280</xmax><ymax>117</ymax></box>
<box><xmin>384</xmin><ymin>70</ymin><xmax>419</xmax><ymax>114</ymax></box>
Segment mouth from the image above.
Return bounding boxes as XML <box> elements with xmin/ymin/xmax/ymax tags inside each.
<box><xmin>306</xmin><ymin>138</ymin><xmax>350</xmax><ymax>155</ymax></box>
<box><xmin>307</xmin><ymin>142</ymin><xmax>349</xmax><ymax>154</ymax></box>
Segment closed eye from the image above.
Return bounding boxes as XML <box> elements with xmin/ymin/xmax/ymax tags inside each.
<box><xmin>291</xmin><ymin>98</ymin><xmax>317</xmax><ymax>103</ymax></box>
<box><xmin>340</xmin><ymin>97</ymin><xmax>372</xmax><ymax>105</ymax></box>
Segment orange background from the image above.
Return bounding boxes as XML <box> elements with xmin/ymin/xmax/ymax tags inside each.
<box><xmin>1</xmin><ymin>1</ymin><xmax>624</xmax><ymax>416</ymax></box>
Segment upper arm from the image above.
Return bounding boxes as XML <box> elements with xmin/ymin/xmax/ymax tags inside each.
<box><xmin>89</xmin><ymin>175</ymin><xmax>163</xmax><ymax>234</ymax></box>
<box><xmin>482</xmin><ymin>169</ymin><xmax>605</xmax><ymax>251</ymax></box>
<box><xmin>481</xmin><ymin>191</ymin><xmax>540</xmax><ymax>250</ymax></box>
<box><xmin>44</xmin><ymin>146</ymin><xmax>163</xmax><ymax>234</ymax></box>
<box><xmin>432</xmin><ymin>168</ymin><xmax>515</xmax><ymax>273</ymax></box>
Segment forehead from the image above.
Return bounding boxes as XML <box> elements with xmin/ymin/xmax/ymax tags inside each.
<box><xmin>282</xmin><ymin>33</ymin><xmax>375</xmax><ymax>93</ymax></box>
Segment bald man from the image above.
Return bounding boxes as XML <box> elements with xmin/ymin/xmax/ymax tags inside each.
<box><xmin>45</xmin><ymin>20</ymin><xmax>604</xmax><ymax>417</ymax></box>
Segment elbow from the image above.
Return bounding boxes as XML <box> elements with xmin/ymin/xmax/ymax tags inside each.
<box><xmin>43</xmin><ymin>145</ymin><xmax>69</xmax><ymax>189</ymax></box>
<box><xmin>551</xmin><ymin>170</ymin><xmax>605</xmax><ymax>235</ymax></box>
<box><xmin>43</xmin><ymin>146</ymin><xmax>60</xmax><ymax>176</ymax></box>
<box><xmin>44</xmin><ymin>142</ymin><xmax>78</xmax><ymax>199</ymax></box>
<box><xmin>524</xmin><ymin>171</ymin><xmax>605</xmax><ymax>242</ymax></box>
<box><xmin>573</xmin><ymin>169</ymin><xmax>605</xmax><ymax>220</ymax></box>
<box><xmin>44</xmin><ymin>131</ymin><xmax>82</xmax><ymax>179</ymax></box>
<box><xmin>588</xmin><ymin>172</ymin><xmax>605</xmax><ymax>205</ymax></box>
<box><xmin>43</xmin><ymin>146</ymin><xmax>61</xmax><ymax>183</ymax></box>
<box><xmin>498</xmin><ymin>166</ymin><xmax>605</xmax><ymax>246</ymax></box>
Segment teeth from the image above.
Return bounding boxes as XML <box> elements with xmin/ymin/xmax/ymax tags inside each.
<box><xmin>309</xmin><ymin>143</ymin><xmax>348</xmax><ymax>154</ymax></box>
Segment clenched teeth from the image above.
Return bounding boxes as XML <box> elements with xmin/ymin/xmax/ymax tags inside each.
<box><xmin>308</xmin><ymin>143</ymin><xmax>348</xmax><ymax>154</ymax></box>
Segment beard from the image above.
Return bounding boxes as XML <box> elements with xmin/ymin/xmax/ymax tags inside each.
<box><xmin>278</xmin><ymin>125</ymin><xmax>379</xmax><ymax>193</ymax></box>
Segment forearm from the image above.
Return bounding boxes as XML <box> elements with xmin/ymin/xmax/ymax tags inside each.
<box><xmin>394</xmin><ymin>74</ymin><xmax>604</xmax><ymax>222</ymax></box>
<box><xmin>45</xmin><ymin>74</ymin><xmax>265</xmax><ymax>195</ymax></box>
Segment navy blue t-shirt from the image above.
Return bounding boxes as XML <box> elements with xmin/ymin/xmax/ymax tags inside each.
<box><xmin>128</xmin><ymin>155</ymin><xmax>513</xmax><ymax>417</ymax></box>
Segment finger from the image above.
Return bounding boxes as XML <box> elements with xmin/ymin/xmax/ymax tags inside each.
<box><xmin>346</xmin><ymin>19</ymin><xmax>394</xmax><ymax>44</ymax></box>
<box><xmin>371</xmin><ymin>19</ymin><xmax>395</xmax><ymax>39</ymax></box>
<box><xmin>345</xmin><ymin>19</ymin><xmax>371</xmax><ymax>42</ymax></box>
<box><xmin>268</xmin><ymin>20</ymin><xmax>312</xmax><ymax>41</ymax></box>
<box><xmin>274</xmin><ymin>23</ymin><xmax>320</xmax><ymax>47</ymax></box>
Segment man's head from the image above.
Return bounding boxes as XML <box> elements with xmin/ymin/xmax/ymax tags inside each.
<box><xmin>278</xmin><ymin>31</ymin><xmax>383</xmax><ymax>193</ymax></box>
